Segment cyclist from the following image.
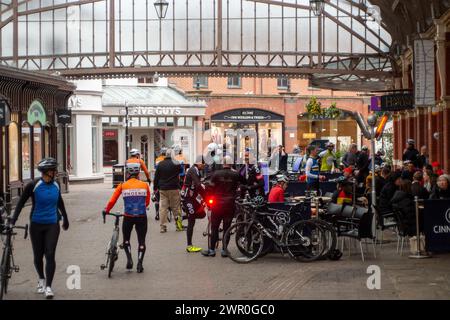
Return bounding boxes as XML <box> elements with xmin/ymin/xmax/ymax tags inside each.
<box><xmin>126</xmin><ymin>149</ymin><xmax>151</xmax><ymax>184</ymax></box>
<box><xmin>11</xmin><ymin>158</ymin><xmax>69</xmax><ymax>299</ymax></box>
<box><xmin>153</xmin><ymin>148</ymin><xmax>168</xmax><ymax>221</ymax></box>
<box><xmin>181</xmin><ymin>155</ymin><xmax>207</xmax><ymax>253</ymax></box>
<box><xmin>268</xmin><ymin>175</ymin><xmax>288</xmax><ymax>203</ymax></box>
<box><xmin>202</xmin><ymin>156</ymin><xmax>243</xmax><ymax>257</ymax></box>
<box><xmin>104</xmin><ymin>163</ymin><xmax>150</xmax><ymax>273</ymax></box>
<box><xmin>244</xmin><ymin>165</ymin><xmax>265</xmax><ymax>198</ymax></box>
<box><xmin>319</xmin><ymin>142</ymin><xmax>338</xmax><ymax>173</ymax></box>
<box><xmin>305</xmin><ymin>145</ymin><xmax>326</xmax><ymax>192</ymax></box>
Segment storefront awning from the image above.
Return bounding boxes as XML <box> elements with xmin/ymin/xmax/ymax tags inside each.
<box><xmin>102</xmin><ymin>85</ymin><xmax>206</xmax><ymax>109</ymax></box>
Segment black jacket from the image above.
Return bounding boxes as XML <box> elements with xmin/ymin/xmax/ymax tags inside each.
<box><xmin>153</xmin><ymin>157</ymin><xmax>181</xmax><ymax>191</ymax></box>
<box><xmin>379</xmin><ymin>181</ymin><xmax>398</xmax><ymax>215</ymax></box>
<box><xmin>210</xmin><ymin>168</ymin><xmax>243</xmax><ymax>202</ymax></box>
<box><xmin>429</xmin><ymin>187</ymin><xmax>450</xmax><ymax>200</ymax></box>
<box><xmin>391</xmin><ymin>190</ymin><xmax>416</xmax><ymax>236</ymax></box>
<box><xmin>402</xmin><ymin>147</ymin><xmax>419</xmax><ymax>166</ymax></box>
<box><xmin>183</xmin><ymin>165</ymin><xmax>205</xmax><ymax>198</ymax></box>
<box><xmin>411</xmin><ymin>182</ymin><xmax>429</xmax><ymax>200</ymax></box>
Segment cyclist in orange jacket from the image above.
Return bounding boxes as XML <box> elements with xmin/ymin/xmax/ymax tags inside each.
<box><xmin>126</xmin><ymin>149</ymin><xmax>151</xmax><ymax>184</ymax></box>
<box><xmin>104</xmin><ymin>163</ymin><xmax>150</xmax><ymax>273</ymax></box>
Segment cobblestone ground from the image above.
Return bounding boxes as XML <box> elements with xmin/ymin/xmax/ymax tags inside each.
<box><xmin>4</xmin><ymin>179</ymin><xmax>450</xmax><ymax>300</ymax></box>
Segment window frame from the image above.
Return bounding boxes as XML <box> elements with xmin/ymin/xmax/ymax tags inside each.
<box><xmin>227</xmin><ymin>76</ymin><xmax>242</xmax><ymax>89</ymax></box>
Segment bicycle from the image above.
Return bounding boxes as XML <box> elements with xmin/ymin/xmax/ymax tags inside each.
<box><xmin>0</xmin><ymin>213</ymin><xmax>28</xmax><ymax>300</ymax></box>
<box><xmin>223</xmin><ymin>206</ymin><xmax>327</xmax><ymax>264</ymax></box>
<box><xmin>100</xmin><ymin>211</ymin><xmax>124</xmax><ymax>278</ymax></box>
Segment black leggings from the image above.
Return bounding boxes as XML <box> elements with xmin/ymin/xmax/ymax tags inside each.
<box><xmin>122</xmin><ymin>216</ymin><xmax>148</xmax><ymax>261</ymax></box>
<box><xmin>209</xmin><ymin>205</ymin><xmax>234</xmax><ymax>251</ymax></box>
<box><xmin>186</xmin><ymin>214</ymin><xmax>196</xmax><ymax>246</ymax></box>
<box><xmin>30</xmin><ymin>223</ymin><xmax>60</xmax><ymax>287</ymax></box>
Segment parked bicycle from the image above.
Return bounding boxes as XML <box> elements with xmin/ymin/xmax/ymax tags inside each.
<box><xmin>223</xmin><ymin>203</ymin><xmax>327</xmax><ymax>264</ymax></box>
<box><xmin>100</xmin><ymin>211</ymin><xmax>123</xmax><ymax>278</ymax></box>
<box><xmin>0</xmin><ymin>211</ymin><xmax>28</xmax><ymax>300</ymax></box>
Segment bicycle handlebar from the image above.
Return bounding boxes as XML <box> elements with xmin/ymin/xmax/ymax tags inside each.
<box><xmin>102</xmin><ymin>211</ymin><xmax>124</xmax><ymax>224</ymax></box>
<box><xmin>1</xmin><ymin>223</ymin><xmax>28</xmax><ymax>239</ymax></box>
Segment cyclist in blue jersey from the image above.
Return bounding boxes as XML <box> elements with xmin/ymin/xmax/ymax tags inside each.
<box><xmin>11</xmin><ymin>158</ymin><xmax>69</xmax><ymax>299</ymax></box>
<box><xmin>305</xmin><ymin>146</ymin><xmax>326</xmax><ymax>192</ymax></box>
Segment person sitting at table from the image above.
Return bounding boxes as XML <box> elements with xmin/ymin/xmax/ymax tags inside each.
<box><xmin>379</xmin><ymin>171</ymin><xmax>402</xmax><ymax>217</ymax></box>
<box><xmin>411</xmin><ymin>171</ymin><xmax>429</xmax><ymax>200</ymax></box>
<box><xmin>429</xmin><ymin>175</ymin><xmax>450</xmax><ymax>200</ymax></box>
<box><xmin>391</xmin><ymin>179</ymin><xmax>417</xmax><ymax>236</ymax></box>
<box><xmin>342</xmin><ymin>167</ymin><xmax>354</xmax><ymax>181</ymax></box>
<box><xmin>331</xmin><ymin>177</ymin><xmax>353</xmax><ymax>205</ymax></box>
<box><xmin>268</xmin><ymin>175</ymin><xmax>289</xmax><ymax>203</ymax></box>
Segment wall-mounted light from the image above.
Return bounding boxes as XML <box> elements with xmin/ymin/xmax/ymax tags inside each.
<box><xmin>310</xmin><ymin>0</ymin><xmax>325</xmax><ymax>17</ymax></box>
<box><xmin>154</xmin><ymin>0</ymin><xmax>169</xmax><ymax>19</ymax></box>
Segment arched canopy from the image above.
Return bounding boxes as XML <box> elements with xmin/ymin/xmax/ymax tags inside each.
<box><xmin>0</xmin><ymin>0</ymin><xmax>443</xmax><ymax>90</ymax></box>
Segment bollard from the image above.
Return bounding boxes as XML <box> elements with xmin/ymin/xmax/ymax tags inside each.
<box><xmin>409</xmin><ymin>196</ymin><xmax>431</xmax><ymax>259</ymax></box>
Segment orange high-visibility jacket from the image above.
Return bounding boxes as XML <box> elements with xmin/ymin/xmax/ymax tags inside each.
<box><xmin>105</xmin><ymin>178</ymin><xmax>150</xmax><ymax>217</ymax></box>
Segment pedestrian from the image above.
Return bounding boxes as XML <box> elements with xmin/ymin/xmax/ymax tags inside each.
<box><xmin>202</xmin><ymin>156</ymin><xmax>243</xmax><ymax>257</ymax></box>
<box><xmin>270</xmin><ymin>145</ymin><xmax>288</xmax><ymax>172</ymax></box>
<box><xmin>423</xmin><ymin>168</ymin><xmax>437</xmax><ymax>193</ymax></box>
<box><xmin>319</xmin><ymin>142</ymin><xmax>338</xmax><ymax>173</ymax></box>
<box><xmin>417</xmin><ymin>145</ymin><xmax>429</xmax><ymax>169</ymax></box>
<box><xmin>126</xmin><ymin>149</ymin><xmax>151</xmax><ymax>183</ymax></box>
<box><xmin>355</xmin><ymin>145</ymin><xmax>370</xmax><ymax>185</ymax></box>
<box><xmin>342</xmin><ymin>143</ymin><xmax>358</xmax><ymax>168</ymax></box>
<box><xmin>104</xmin><ymin>163</ymin><xmax>150</xmax><ymax>273</ymax></box>
<box><xmin>181</xmin><ymin>155</ymin><xmax>207</xmax><ymax>253</ymax></box>
<box><xmin>402</xmin><ymin>139</ymin><xmax>419</xmax><ymax>167</ymax></box>
<box><xmin>268</xmin><ymin>175</ymin><xmax>289</xmax><ymax>203</ymax></box>
<box><xmin>305</xmin><ymin>145</ymin><xmax>326</xmax><ymax>192</ymax></box>
<box><xmin>411</xmin><ymin>171</ymin><xmax>429</xmax><ymax>199</ymax></box>
<box><xmin>429</xmin><ymin>175</ymin><xmax>450</xmax><ymax>200</ymax></box>
<box><xmin>379</xmin><ymin>171</ymin><xmax>402</xmax><ymax>217</ymax></box>
<box><xmin>11</xmin><ymin>158</ymin><xmax>69</xmax><ymax>299</ymax></box>
<box><xmin>153</xmin><ymin>148</ymin><xmax>184</xmax><ymax>233</ymax></box>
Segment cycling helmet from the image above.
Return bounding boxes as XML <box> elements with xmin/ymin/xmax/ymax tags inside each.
<box><xmin>160</xmin><ymin>147</ymin><xmax>168</xmax><ymax>156</ymax></box>
<box><xmin>37</xmin><ymin>158</ymin><xmax>58</xmax><ymax>173</ymax></box>
<box><xmin>126</xmin><ymin>163</ymin><xmax>141</xmax><ymax>177</ymax></box>
<box><xmin>130</xmin><ymin>148</ymin><xmax>140</xmax><ymax>157</ymax></box>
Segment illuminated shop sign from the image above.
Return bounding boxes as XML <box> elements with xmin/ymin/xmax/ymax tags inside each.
<box><xmin>129</xmin><ymin>106</ymin><xmax>182</xmax><ymax>116</ymax></box>
<box><xmin>370</xmin><ymin>93</ymin><xmax>414</xmax><ymax>112</ymax></box>
<box><xmin>211</xmin><ymin>109</ymin><xmax>284</xmax><ymax>122</ymax></box>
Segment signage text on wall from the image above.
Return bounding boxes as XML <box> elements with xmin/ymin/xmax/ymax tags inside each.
<box><xmin>370</xmin><ymin>93</ymin><xmax>414</xmax><ymax>112</ymax></box>
<box><xmin>211</xmin><ymin>109</ymin><xmax>284</xmax><ymax>122</ymax></box>
<box><xmin>129</xmin><ymin>106</ymin><xmax>182</xmax><ymax>116</ymax></box>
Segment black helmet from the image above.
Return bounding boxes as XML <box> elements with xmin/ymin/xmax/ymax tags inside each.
<box><xmin>37</xmin><ymin>158</ymin><xmax>58</xmax><ymax>173</ymax></box>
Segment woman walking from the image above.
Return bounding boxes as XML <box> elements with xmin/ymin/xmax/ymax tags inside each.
<box><xmin>11</xmin><ymin>158</ymin><xmax>69</xmax><ymax>299</ymax></box>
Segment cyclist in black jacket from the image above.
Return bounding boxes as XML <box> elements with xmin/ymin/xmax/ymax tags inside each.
<box><xmin>202</xmin><ymin>156</ymin><xmax>244</xmax><ymax>257</ymax></box>
<box><xmin>11</xmin><ymin>158</ymin><xmax>69</xmax><ymax>299</ymax></box>
<box><xmin>181</xmin><ymin>155</ymin><xmax>207</xmax><ymax>253</ymax></box>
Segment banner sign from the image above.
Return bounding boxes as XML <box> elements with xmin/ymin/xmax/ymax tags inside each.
<box><xmin>424</xmin><ymin>199</ymin><xmax>450</xmax><ymax>253</ymax></box>
<box><xmin>0</xmin><ymin>100</ymin><xmax>11</xmax><ymax>127</ymax></box>
<box><xmin>56</xmin><ymin>109</ymin><xmax>72</xmax><ymax>124</ymax></box>
<box><xmin>371</xmin><ymin>93</ymin><xmax>414</xmax><ymax>112</ymax></box>
<box><xmin>212</xmin><ymin>109</ymin><xmax>284</xmax><ymax>122</ymax></box>
<box><xmin>414</xmin><ymin>39</ymin><xmax>435</xmax><ymax>106</ymax></box>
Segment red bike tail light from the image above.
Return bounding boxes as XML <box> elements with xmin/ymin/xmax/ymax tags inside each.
<box><xmin>208</xmin><ymin>198</ymin><xmax>214</xmax><ymax>205</ymax></box>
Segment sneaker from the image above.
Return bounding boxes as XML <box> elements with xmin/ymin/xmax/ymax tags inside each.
<box><xmin>155</xmin><ymin>213</ymin><xmax>160</xmax><ymax>221</ymax></box>
<box><xmin>126</xmin><ymin>259</ymin><xmax>133</xmax><ymax>270</ymax></box>
<box><xmin>36</xmin><ymin>279</ymin><xmax>45</xmax><ymax>294</ymax></box>
<box><xmin>176</xmin><ymin>218</ymin><xmax>184</xmax><ymax>231</ymax></box>
<box><xmin>186</xmin><ymin>245</ymin><xmax>202</xmax><ymax>253</ymax></box>
<box><xmin>221</xmin><ymin>250</ymin><xmax>228</xmax><ymax>258</ymax></box>
<box><xmin>201</xmin><ymin>249</ymin><xmax>216</xmax><ymax>257</ymax></box>
<box><xmin>160</xmin><ymin>225</ymin><xmax>167</xmax><ymax>233</ymax></box>
<box><xmin>44</xmin><ymin>287</ymin><xmax>54</xmax><ymax>299</ymax></box>
<box><xmin>136</xmin><ymin>262</ymin><xmax>144</xmax><ymax>273</ymax></box>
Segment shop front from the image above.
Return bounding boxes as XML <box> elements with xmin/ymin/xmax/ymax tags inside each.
<box><xmin>102</xmin><ymin>86</ymin><xmax>206</xmax><ymax>171</ymax></box>
<box><xmin>297</xmin><ymin>109</ymin><xmax>360</xmax><ymax>153</ymax></box>
<box><xmin>0</xmin><ymin>65</ymin><xmax>74</xmax><ymax>205</ymax></box>
<box><xmin>210</xmin><ymin>109</ymin><xmax>284</xmax><ymax>163</ymax></box>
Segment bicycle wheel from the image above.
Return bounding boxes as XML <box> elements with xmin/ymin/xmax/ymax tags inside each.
<box><xmin>314</xmin><ymin>220</ymin><xmax>338</xmax><ymax>260</ymax></box>
<box><xmin>223</xmin><ymin>222</ymin><xmax>264</xmax><ymax>264</ymax></box>
<box><xmin>284</xmin><ymin>220</ymin><xmax>327</xmax><ymax>262</ymax></box>
<box><xmin>0</xmin><ymin>246</ymin><xmax>11</xmax><ymax>300</ymax></box>
<box><xmin>107</xmin><ymin>232</ymin><xmax>119</xmax><ymax>278</ymax></box>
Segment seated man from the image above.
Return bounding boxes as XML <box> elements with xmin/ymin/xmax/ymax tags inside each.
<box><xmin>268</xmin><ymin>175</ymin><xmax>289</xmax><ymax>203</ymax></box>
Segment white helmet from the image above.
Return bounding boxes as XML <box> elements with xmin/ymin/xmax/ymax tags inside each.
<box><xmin>276</xmin><ymin>175</ymin><xmax>289</xmax><ymax>183</ymax></box>
<box><xmin>130</xmin><ymin>149</ymin><xmax>140</xmax><ymax>157</ymax></box>
<box><xmin>125</xmin><ymin>163</ymin><xmax>141</xmax><ymax>177</ymax></box>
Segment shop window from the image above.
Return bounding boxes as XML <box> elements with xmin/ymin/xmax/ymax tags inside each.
<box><xmin>258</xmin><ymin>123</ymin><xmax>283</xmax><ymax>161</ymax></box>
<box><xmin>227</xmin><ymin>76</ymin><xmax>241</xmax><ymax>88</ymax></box>
<box><xmin>149</xmin><ymin>117</ymin><xmax>156</xmax><ymax>127</ymax></box>
<box><xmin>110</xmin><ymin>117</ymin><xmax>119</xmax><ymax>124</ymax></box>
<box><xmin>103</xmin><ymin>129</ymin><xmax>118</xmax><ymax>166</ymax></box>
<box><xmin>8</xmin><ymin>122</ymin><xmax>19</xmax><ymax>182</ymax></box>
<box><xmin>131</xmin><ymin>117</ymin><xmax>140</xmax><ymax>127</ymax></box>
<box><xmin>44</xmin><ymin>125</ymin><xmax>51</xmax><ymax>157</ymax></box>
<box><xmin>185</xmin><ymin>117</ymin><xmax>193</xmax><ymax>127</ymax></box>
<box><xmin>277</xmin><ymin>77</ymin><xmax>290</xmax><ymax>90</ymax></box>
<box><xmin>140</xmin><ymin>117</ymin><xmax>148</xmax><ymax>127</ymax></box>
<box><xmin>166</xmin><ymin>117</ymin><xmax>174</xmax><ymax>127</ymax></box>
<box><xmin>193</xmin><ymin>76</ymin><xmax>208</xmax><ymax>88</ymax></box>
<box><xmin>157</xmin><ymin>117</ymin><xmax>166</xmax><ymax>126</ymax></box>
<box><xmin>102</xmin><ymin>117</ymin><xmax>110</xmax><ymax>124</ymax></box>
<box><xmin>177</xmin><ymin>117</ymin><xmax>185</xmax><ymax>127</ymax></box>
<box><xmin>21</xmin><ymin>123</ymin><xmax>31</xmax><ymax>180</ymax></box>
<box><xmin>33</xmin><ymin>123</ymin><xmax>43</xmax><ymax>178</ymax></box>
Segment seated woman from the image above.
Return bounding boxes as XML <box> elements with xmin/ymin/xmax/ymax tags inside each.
<box><xmin>411</xmin><ymin>171</ymin><xmax>429</xmax><ymax>200</ymax></box>
<box><xmin>429</xmin><ymin>175</ymin><xmax>450</xmax><ymax>200</ymax></box>
<box><xmin>390</xmin><ymin>179</ymin><xmax>417</xmax><ymax>237</ymax></box>
<box><xmin>331</xmin><ymin>178</ymin><xmax>353</xmax><ymax>205</ymax></box>
<box><xmin>379</xmin><ymin>171</ymin><xmax>402</xmax><ymax>216</ymax></box>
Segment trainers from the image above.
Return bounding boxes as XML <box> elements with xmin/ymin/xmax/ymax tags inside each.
<box><xmin>36</xmin><ymin>279</ymin><xmax>45</xmax><ymax>294</ymax></box>
<box><xmin>176</xmin><ymin>218</ymin><xmax>184</xmax><ymax>231</ymax></box>
<box><xmin>44</xmin><ymin>286</ymin><xmax>54</xmax><ymax>299</ymax></box>
<box><xmin>155</xmin><ymin>213</ymin><xmax>160</xmax><ymax>221</ymax></box>
<box><xmin>126</xmin><ymin>259</ymin><xmax>133</xmax><ymax>270</ymax></box>
<box><xmin>221</xmin><ymin>250</ymin><xmax>228</xmax><ymax>258</ymax></box>
<box><xmin>186</xmin><ymin>245</ymin><xmax>202</xmax><ymax>253</ymax></box>
<box><xmin>201</xmin><ymin>249</ymin><xmax>216</xmax><ymax>257</ymax></box>
<box><xmin>136</xmin><ymin>262</ymin><xmax>144</xmax><ymax>273</ymax></box>
<box><xmin>160</xmin><ymin>225</ymin><xmax>167</xmax><ymax>233</ymax></box>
